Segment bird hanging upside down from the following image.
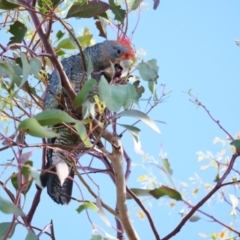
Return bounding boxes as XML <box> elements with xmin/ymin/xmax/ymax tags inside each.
<box><xmin>41</xmin><ymin>38</ymin><xmax>136</xmax><ymax>204</ymax></box>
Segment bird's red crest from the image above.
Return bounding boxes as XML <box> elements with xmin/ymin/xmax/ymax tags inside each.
<box><xmin>117</xmin><ymin>37</ymin><xmax>132</xmax><ymax>48</ymax></box>
<box><xmin>117</xmin><ymin>37</ymin><xmax>135</xmax><ymax>60</ymax></box>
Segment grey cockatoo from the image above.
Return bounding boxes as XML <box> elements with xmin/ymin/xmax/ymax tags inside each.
<box><xmin>41</xmin><ymin>38</ymin><xmax>135</xmax><ymax>204</ymax></box>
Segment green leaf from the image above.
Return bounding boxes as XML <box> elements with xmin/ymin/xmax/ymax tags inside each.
<box><xmin>149</xmin><ymin>186</ymin><xmax>182</xmax><ymax>201</ymax></box>
<box><xmin>38</xmin><ymin>0</ymin><xmax>60</xmax><ymax>13</ymax></box>
<box><xmin>22</xmin><ymin>161</ymin><xmax>33</xmax><ymax>179</ymax></box>
<box><xmin>0</xmin><ymin>61</ymin><xmax>22</xmax><ymax>87</ymax></box>
<box><xmin>29</xmin><ymin>58</ymin><xmax>42</xmax><ymax>77</ymax></box>
<box><xmin>74</xmin><ymin>122</ymin><xmax>91</xmax><ymax>147</ymax></box>
<box><xmin>162</xmin><ymin>158</ymin><xmax>173</xmax><ymax>176</ymax></box>
<box><xmin>189</xmin><ymin>214</ymin><xmax>201</xmax><ymax>222</ymax></box>
<box><xmin>91</xmin><ymin>235</ymin><xmax>108</xmax><ymax>240</ymax></box>
<box><xmin>11</xmin><ymin>162</ymin><xmax>33</xmax><ymax>195</ymax></box>
<box><xmin>83</xmin><ymin>52</ymin><xmax>94</xmax><ymax>80</ymax></box>
<box><xmin>138</xmin><ymin>59</ymin><xmax>159</xmax><ymax>81</ymax></box>
<box><xmin>82</xmin><ymin>100</ymin><xmax>96</xmax><ymax>119</ymax></box>
<box><xmin>34</xmin><ymin>109</ymin><xmax>77</xmax><ymax>126</ymax></box>
<box><xmin>23</xmin><ymin>81</ymin><xmax>38</xmax><ymax>96</ymax></box>
<box><xmin>12</xmin><ymin>64</ymin><xmax>22</xmax><ymax>76</ymax></box>
<box><xmin>98</xmin><ymin>11</ymin><xmax>109</xmax><ymax>20</ymax></box>
<box><xmin>56</xmin><ymin>30</ymin><xmax>65</xmax><ymax>40</ymax></box>
<box><xmin>231</xmin><ymin>139</ymin><xmax>240</xmax><ymax>151</ymax></box>
<box><xmin>0</xmin><ymin>222</ymin><xmax>17</xmax><ymax>239</ymax></box>
<box><xmin>213</xmin><ymin>173</ymin><xmax>220</xmax><ymax>182</ymax></box>
<box><xmin>138</xmin><ymin>59</ymin><xmax>159</xmax><ymax>96</ymax></box>
<box><xmin>25</xmin><ymin>231</ymin><xmax>37</xmax><ymax>240</ymax></box>
<box><xmin>52</xmin><ymin>0</ymin><xmax>60</xmax><ymax>7</ymax></box>
<box><xmin>0</xmin><ymin>0</ymin><xmax>19</xmax><ymax>9</ymax></box>
<box><xmin>127</xmin><ymin>188</ymin><xmax>151</xmax><ymax>199</ymax></box>
<box><xmin>56</xmin><ymin>38</ymin><xmax>76</xmax><ymax>50</ymax></box>
<box><xmin>0</xmin><ymin>197</ymin><xmax>26</xmax><ymax>216</ymax></box>
<box><xmin>210</xmin><ymin>233</ymin><xmax>217</xmax><ymax>240</ymax></box>
<box><xmin>80</xmin><ymin>28</ymin><xmax>93</xmax><ymax>46</ymax></box>
<box><xmin>11</xmin><ymin>173</ymin><xmax>18</xmax><ymax>191</ymax></box>
<box><xmin>76</xmin><ymin>202</ymin><xmax>98</xmax><ymax>214</ymax></box>
<box><xmin>8</xmin><ymin>21</ymin><xmax>27</xmax><ymax>45</ymax></box>
<box><xmin>118</xmin><ymin>124</ymin><xmax>140</xmax><ymax>143</ymax></box>
<box><xmin>148</xmin><ymin>80</ymin><xmax>157</xmax><ymax>100</ymax></box>
<box><xmin>66</xmin><ymin>1</ymin><xmax>109</xmax><ymax>19</ymax></box>
<box><xmin>68</xmin><ymin>28</ymin><xmax>79</xmax><ymax>49</ymax></box>
<box><xmin>99</xmin><ymin>76</ymin><xmax>143</xmax><ymax>111</ymax></box>
<box><xmin>56</xmin><ymin>35</ymin><xmax>92</xmax><ymax>50</ymax></box>
<box><xmin>74</xmin><ymin>79</ymin><xmax>97</xmax><ymax>107</ymax></box>
<box><xmin>133</xmin><ymin>80</ymin><xmax>145</xmax><ymax>100</ymax></box>
<box><xmin>18</xmin><ymin>118</ymin><xmax>59</xmax><ymax>138</ymax></box>
<box><xmin>112</xmin><ymin>109</ymin><xmax>161</xmax><ymax>133</ymax></box>
<box><xmin>131</xmin><ymin>0</ymin><xmax>142</xmax><ymax>10</ymax></box>
<box><xmin>109</xmin><ymin>0</ymin><xmax>125</xmax><ymax>25</ymax></box>
<box><xmin>19</xmin><ymin>52</ymin><xmax>30</xmax><ymax>87</ymax></box>
<box><xmin>56</xmin><ymin>49</ymin><xmax>65</xmax><ymax>56</ymax></box>
<box><xmin>21</xmin><ymin>161</ymin><xmax>34</xmax><ymax>195</ymax></box>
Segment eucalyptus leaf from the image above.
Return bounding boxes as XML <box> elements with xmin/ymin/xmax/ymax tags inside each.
<box><xmin>66</xmin><ymin>1</ymin><xmax>109</xmax><ymax>19</ymax></box>
<box><xmin>149</xmin><ymin>186</ymin><xmax>182</xmax><ymax>201</ymax></box>
<box><xmin>56</xmin><ymin>35</ymin><xmax>92</xmax><ymax>50</ymax></box>
<box><xmin>73</xmin><ymin>79</ymin><xmax>97</xmax><ymax>107</ymax></box>
<box><xmin>127</xmin><ymin>188</ymin><xmax>152</xmax><ymax>199</ymax></box>
<box><xmin>19</xmin><ymin>52</ymin><xmax>30</xmax><ymax>88</ymax></box>
<box><xmin>131</xmin><ymin>0</ymin><xmax>142</xmax><ymax>10</ymax></box>
<box><xmin>0</xmin><ymin>61</ymin><xmax>21</xmax><ymax>87</ymax></box>
<box><xmin>76</xmin><ymin>202</ymin><xmax>98</xmax><ymax>214</ymax></box>
<box><xmin>0</xmin><ymin>222</ymin><xmax>17</xmax><ymax>239</ymax></box>
<box><xmin>74</xmin><ymin>122</ymin><xmax>91</xmax><ymax>147</ymax></box>
<box><xmin>25</xmin><ymin>231</ymin><xmax>38</xmax><ymax>240</ymax></box>
<box><xmin>118</xmin><ymin>124</ymin><xmax>140</xmax><ymax>143</ymax></box>
<box><xmin>18</xmin><ymin>118</ymin><xmax>59</xmax><ymax>138</ymax></box>
<box><xmin>99</xmin><ymin>76</ymin><xmax>142</xmax><ymax>111</ymax></box>
<box><xmin>34</xmin><ymin>109</ymin><xmax>77</xmax><ymax>126</ymax></box>
<box><xmin>137</xmin><ymin>59</ymin><xmax>159</xmax><ymax>82</ymax></box>
<box><xmin>112</xmin><ymin>109</ymin><xmax>160</xmax><ymax>133</ymax></box>
<box><xmin>109</xmin><ymin>0</ymin><xmax>125</xmax><ymax>24</ymax></box>
<box><xmin>8</xmin><ymin>21</ymin><xmax>27</xmax><ymax>44</ymax></box>
<box><xmin>29</xmin><ymin>58</ymin><xmax>42</xmax><ymax>77</ymax></box>
<box><xmin>0</xmin><ymin>197</ymin><xmax>26</xmax><ymax>216</ymax></box>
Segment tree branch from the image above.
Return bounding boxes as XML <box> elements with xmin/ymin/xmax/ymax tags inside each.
<box><xmin>162</xmin><ymin>152</ymin><xmax>240</xmax><ymax>240</ymax></box>
<box><xmin>24</xmin><ymin>4</ymin><xmax>76</xmax><ymax>101</ymax></box>
<box><xmin>100</xmin><ymin>133</ymin><xmax>140</xmax><ymax>240</ymax></box>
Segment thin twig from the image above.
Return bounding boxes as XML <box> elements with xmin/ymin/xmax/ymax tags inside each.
<box><xmin>71</xmin><ymin>160</ymin><xmax>118</xmax><ymax>217</ymax></box>
<box><xmin>127</xmin><ymin>187</ymin><xmax>160</xmax><ymax>240</ymax></box>
<box><xmin>188</xmin><ymin>93</ymin><xmax>234</xmax><ymax>141</ymax></box>
<box><xmin>50</xmin><ymin>220</ymin><xmax>56</xmax><ymax>240</ymax></box>
<box><xmin>162</xmin><ymin>152</ymin><xmax>240</xmax><ymax>240</ymax></box>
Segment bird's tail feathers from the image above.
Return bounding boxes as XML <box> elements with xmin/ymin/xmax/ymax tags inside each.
<box><xmin>46</xmin><ymin>167</ymin><xmax>74</xmax><ymax>205</ymax></box>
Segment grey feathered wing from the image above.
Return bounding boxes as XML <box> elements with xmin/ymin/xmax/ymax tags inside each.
<box><xmin>42</xmin><ymin>56</ymin><xmax>84</xmax><ymax>204</ymax></box>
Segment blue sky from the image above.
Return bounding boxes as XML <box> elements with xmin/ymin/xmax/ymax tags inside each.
<box><xmin>1</xmin><ymin>1</ymin><xmax>240</xmax><ymax>239</ymax></box>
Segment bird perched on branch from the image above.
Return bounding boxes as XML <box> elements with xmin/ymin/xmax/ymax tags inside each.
<box><xmin>41</xmin><ymin>38</ymin><xmax>135</xmax><ymax>204</ymax></box>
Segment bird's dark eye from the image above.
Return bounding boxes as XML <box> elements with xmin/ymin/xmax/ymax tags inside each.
<box><xmin>117</xmin><ymin>49</ymin><xmax>121</xmax><ymax>55</ymax></box>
